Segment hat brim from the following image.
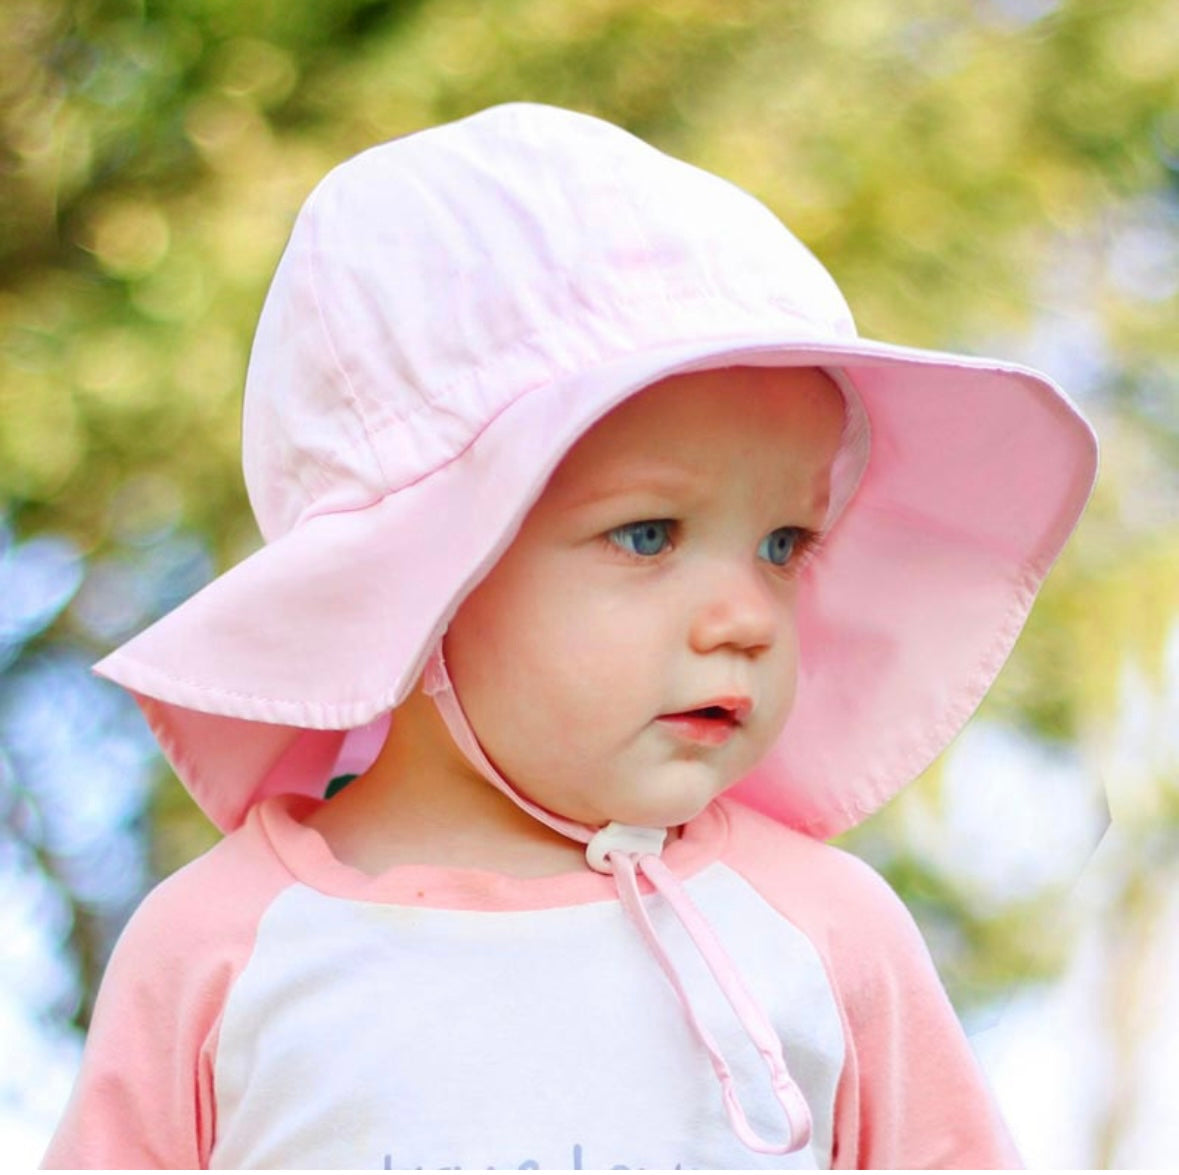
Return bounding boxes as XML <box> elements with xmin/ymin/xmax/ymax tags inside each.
<box><xmin>96</xmin><ymin>332</ymin><xmax>1097</xmax><ymax>836</ymax></box>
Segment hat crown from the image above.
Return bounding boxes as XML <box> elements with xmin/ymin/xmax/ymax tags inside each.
<box><xmin>242</xmin><ymin>103</ymin><xmax>856</xmax><ymax>540</ymax></box>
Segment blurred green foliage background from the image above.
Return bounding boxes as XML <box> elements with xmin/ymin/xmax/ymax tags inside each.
<box><xmin>2</xmin><ymin>0</ymin><xmax>1177</xmax><ymax>1165</ymax></box>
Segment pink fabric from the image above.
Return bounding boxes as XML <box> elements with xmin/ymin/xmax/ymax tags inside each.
<box><xmin>41</xmin><ymin>818</ymin><xmax>295</xmax><ymax>1169</ymax></box>
<box><xmin>42</xmin><ymin>798</ymin><xmax>1017</xmax><ymax>1169</ymax></box>
<box><xmin>719</xmin><ymin>806</ymin><xmax>1022</xmax><ymax>1170</ymax></box>
<box><xmin>89</xmin><ymin>104</ymin><xmax>1096</xmax><ymax>842</ymax></box>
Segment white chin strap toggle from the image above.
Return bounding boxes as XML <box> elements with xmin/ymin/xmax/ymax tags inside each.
<box><xmin>585</xmin><ymin>823</ymin><xmax>667</xmax><ymax>873</ymax></box>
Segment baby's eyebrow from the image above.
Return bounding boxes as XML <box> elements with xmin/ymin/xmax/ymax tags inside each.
<box><xmin>555</xmin><ymin>463</ymin><xmax>701</xmax><ymax>512</ymax></box>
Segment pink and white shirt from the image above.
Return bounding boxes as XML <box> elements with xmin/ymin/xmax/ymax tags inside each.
<box><xmin>43</xmin><ymin>797</ymin><xmax>1017</xmax><ymax>1170</ymax></box>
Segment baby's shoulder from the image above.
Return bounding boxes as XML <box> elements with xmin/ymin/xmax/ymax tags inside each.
<box><xmin>111</xmin><ymin>803</ymin><xmax>295</xmax><ymax>972</ymax></box>
<box><xmin>717</xmin><ymin>797</ymin><xmax>894</xmax><ymax>891</ymax></box>
<box><xmin>715</xmin><ymin>799</ymin><xmax>930</xmax><ymax>966</ymax></box>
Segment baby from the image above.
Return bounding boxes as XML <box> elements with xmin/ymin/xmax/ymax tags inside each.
<box><xmin>43</xmin><ymin>103</ymin><xmax>1096</xmax><ymax>1169</ymax></box>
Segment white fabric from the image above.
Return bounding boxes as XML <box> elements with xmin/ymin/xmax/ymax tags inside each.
<box><xmin>210</xmin><ymin>863</ymin><xmax>843</xmax><ymax>1170</ymax></box>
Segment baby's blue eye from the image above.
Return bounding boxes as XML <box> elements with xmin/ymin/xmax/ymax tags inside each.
<box><xmin>609</xmin><ymin>520</ymin><xmax>672</xmax><ymax>557</ymax></box>
<box><xmin>758</xmin><ymin>527</ymin><xmax>801</xmax><ymax>567</ymax></box>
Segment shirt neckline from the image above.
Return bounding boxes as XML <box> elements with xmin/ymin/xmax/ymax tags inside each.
<box><xmin>254</xmin><ymin>792</ymin><xmax>733</xmax><ymax>911</ymax></box>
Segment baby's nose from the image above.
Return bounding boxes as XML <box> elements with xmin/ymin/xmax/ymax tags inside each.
<box><xmin>688</xmin><ymin>562</ymin><xmax>781</xmax><ymax>655</ymax></box>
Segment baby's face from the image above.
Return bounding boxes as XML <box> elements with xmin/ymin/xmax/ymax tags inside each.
<box><xmin>444</xmin><ymin>366</ymin><xmax>845</xmax><ymax>830</ymax></box>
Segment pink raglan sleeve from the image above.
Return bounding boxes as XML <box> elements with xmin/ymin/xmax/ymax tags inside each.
<box><xmin>821</xmin><ymin>852</ymin><xmax>1020</xmax><ymax>1169</ymax></box>
<box><xmin>722</xmin><ymin>802</ymin><xmax>1020</xmax><ymax>1170</ymax></box>
<box><xmin>41</xmin><ymin>819</ymin><xmax>291</xmax><ymax>1170</ymax></box>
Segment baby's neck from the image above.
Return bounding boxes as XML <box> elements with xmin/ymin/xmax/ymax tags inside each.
<box><xmin>305</xmin><ymin>690</ymin><xmax>593</xmax><ymax>878</ymax></box>
<box><xmin>306</xmin><ymin>767</ymin><xmax>592</xmax><ymax>878</ymax></box>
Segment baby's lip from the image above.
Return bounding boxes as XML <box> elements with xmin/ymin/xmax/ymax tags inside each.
<box><xmin>660</xmin><ymin>696</ymin><xmax>752</xmax><ymax>725</ymax></box>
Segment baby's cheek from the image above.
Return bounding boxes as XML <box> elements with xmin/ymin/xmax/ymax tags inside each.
<box><xmin>538</xmin><ymin>625</ymin><xmax>640</xmax><ymax>703</ymax></box>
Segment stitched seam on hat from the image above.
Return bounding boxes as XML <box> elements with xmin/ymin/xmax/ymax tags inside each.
<box><xmin>297</xmin><ymin>319</ymin><xmax>828</xmax><ymax>526</ymax></box>
<box><xmin>806</xmin><ymin>563</ymin><xmax>1042</xmax><ymax>838</ymax></box>
<box><xmin>116</xmin><ymin>564</ymin><xmax>1043</xmax><ymax>792</ymax></box>
<box><xmin>363</xmin><ymin>287</ymin><xmax>819</xmax><ymax>441</ymax></box>
<box><xmin>883</xmin><ymin>564</ymin><xmax>1039</xmax><ymax>770</ymax></box>
<box><xmin>116</xmin><ymin>649</ymin><xmax>404</xmax><ymax>711</ymax></box>
<box><xmin>121</xmin><ymin>498</ymin><xmax>1042</xmax><ymax>719</ymax></box>
<box><xmin>304</xmin><ymin>188</ymin><xmax>393</xmax><ymax>490</ymax></box>
<box><xmin>293</xmin><ymin>320</ymin><xmax>853</xmax><ymax>531</ymax></box>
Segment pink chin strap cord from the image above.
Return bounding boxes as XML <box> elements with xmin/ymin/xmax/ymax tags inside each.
<box><xmin>423</xmin><ymin>645</ymin><xmax>812</xmax><ymax>1156</ymax></box>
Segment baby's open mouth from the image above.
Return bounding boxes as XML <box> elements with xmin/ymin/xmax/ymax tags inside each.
<box><xmin>688</xmin><ymin>705</ymin><xmax>736</xmax><ymax>721</ymax></box>
<box><xmin>656</xmin><ymin>698</ymin><xmax>751</xmax><ymax>744</ymax></box>
<box><xmin>660</xmin><ymin>706</ymin><xmax>735</xmax><ymax>723</ymax></box>
<box><xmin>666</xmin><ymin>697</ymin><xmax>752</xmax><ymax>723</ymax></box>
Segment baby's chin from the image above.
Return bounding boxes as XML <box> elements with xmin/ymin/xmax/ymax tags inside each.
<box><xmin>503</xmin><ymin>753</ymin><xmax>751</xmax><ymax>834</ymax></box>
<box><xmin>562</xmin><ymin>780</ymin><xmax>738</xmax><ymax>834</ymax></box>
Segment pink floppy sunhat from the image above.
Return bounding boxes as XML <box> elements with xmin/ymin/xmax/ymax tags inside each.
<box><xmin>95</xmin><ymin>101</ymin><xmax>1098</xmax><ymax>840</ymax></box>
